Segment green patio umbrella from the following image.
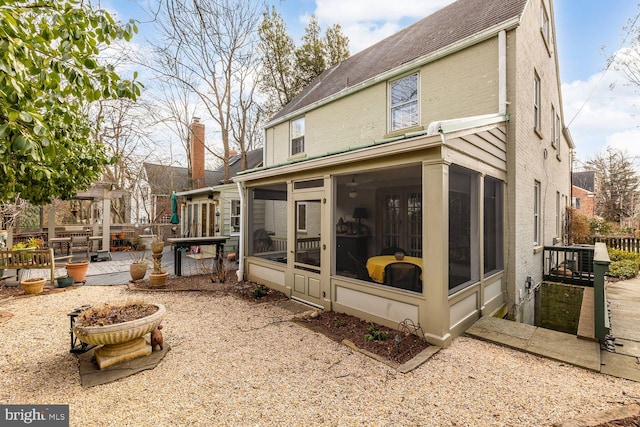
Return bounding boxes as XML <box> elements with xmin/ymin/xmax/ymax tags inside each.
<box><xmin>170</xmin><ymin>192</ymin><xmax>180</xmax><ymax>224</ymax></box>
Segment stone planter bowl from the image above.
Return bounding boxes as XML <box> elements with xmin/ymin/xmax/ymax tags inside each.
<box><xmin>73</xmin><ymin>303</ymin><xmax>166</xmax><ymax>346</ymax></box>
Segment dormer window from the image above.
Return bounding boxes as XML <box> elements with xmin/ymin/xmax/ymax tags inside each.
<box><xmin>291</xmin><ymin>117</ymin><xmax>305</xmax><ymax>155</ymax></box>
<box><xmin>390</xmin><ymin>73</ymin><xmax>419</xmax><ymax>132</ymax></box>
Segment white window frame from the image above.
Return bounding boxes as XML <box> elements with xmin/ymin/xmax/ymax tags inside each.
<box><xmin>534</xmin><ymin>181</ymin><xmax>541</xmax><ymax>246</ymax></box>
<box><xmin>555</xmin><ymin>113</ymin><xmax>561</xmax><ymax>159</ymax></box>
<box><xmin>555</xmin><ymin>191</ymin><xmax>560</xmax><ymax>239</ymax></box>
<box><xmin>550</xmin><ymin>105</ymin><xmax>556</xmax><ymax>148</ymax></box>
<box><xmin>290</xmin><ymin>117</ymin><xmax>305</xmax><ymax>156</ymax></box>
<box><xmin>230</xmin><ymin>199</ymin><xmax>240</xmax><ymax>234</ymax></box>
<box><xmin>541</xmin><ymin>1</ymin><xmax>550</xmax><ymax>46</ymax></box>
<box><xmin>389</xmin><ymin>72</ymin><xmax>419</xmax><ymax>132</ymax></box>
<box><xmin>534</xmin><ymin>72</ymin><xmax>541</xmax><ymax>134</ymax></box>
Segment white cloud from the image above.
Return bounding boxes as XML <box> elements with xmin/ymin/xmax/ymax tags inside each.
<box><xmin>608</xmin><ymin>129</ymin><xmax>640</xmax><ymax>160</ymax></box>
<box><xmin>312</xmin><ymin>0</ymin><xmax>455</xmax><ymax>53</ymax></box>
<box><xmin>562</xmin><ymin>63</ymin><xmax>640</xmax><ymax>165</ymax></box>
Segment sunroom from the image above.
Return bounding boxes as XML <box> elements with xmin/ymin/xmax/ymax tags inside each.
<box><xmin>236</xmin><ymin>121</ymin><xmax>507</xmax><ymax>347</ymax></box>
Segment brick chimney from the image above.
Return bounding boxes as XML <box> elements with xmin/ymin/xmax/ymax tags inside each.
<box><xmin>189</xmin><ymin>117</ymin><xmax>205</xmax><ymax>189</ymax></box>
<box><xmin>229</xmin><ymin>148</ymin><xmax>238</xmax><ymax>157</ymax></box>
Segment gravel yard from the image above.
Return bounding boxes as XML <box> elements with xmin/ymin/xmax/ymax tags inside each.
<box><xmin>1</xmin><ymin>285</ymin><xmax>640</xmax><ymax>426</ymax></box>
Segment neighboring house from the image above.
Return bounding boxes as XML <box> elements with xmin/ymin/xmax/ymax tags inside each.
<box><xmin>143</xmin><ymin>118</ymin><xmax>263</xmax><ymax>230</ymax></box>
<box><xmin>234</xmin><ymin>0</ymin><xmax>573</xmax><ymax>347</ymax></box>
<box><xmin>173</xmin><ymin>118</ymin><xmax>263</xmax><ymax>253</ymax></box>
<box><xmin>572</xmin><ymin>170</ymin><xmax>596</xmax><ymax>217</ymax></box>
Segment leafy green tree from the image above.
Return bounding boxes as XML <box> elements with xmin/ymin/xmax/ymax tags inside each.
<box><xmin>296</xmin><ymin>15</ymin><xmax>327</xmax><ymax>88</ymax></box>
<box><xmin>258</xmin><ymin>6</ymin><xmax>300</xmax><ymax>115</ymax></box>
<box><xmin>0</xmin><ymin>0</ymin><xmax>142</xmax><ymax>205</ymax></box>
<box><xmin>324</xmin><ymin>23</ymin><xmax>350</xmax><ymax>66</ymax></box>
<box><xmin>259</xmin><ymin>10</ymin><xmax>349</xmax><ymax>115</ymax></box>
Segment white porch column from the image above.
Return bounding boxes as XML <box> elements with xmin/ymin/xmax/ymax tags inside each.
<box><xmin>421</xmin><ymin>159</ymin><xmax>452</xmax><ymax>346</ymax></box>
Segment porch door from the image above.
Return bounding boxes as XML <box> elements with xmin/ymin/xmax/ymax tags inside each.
<box><xmin>291</xmin><ymin>192</ymin><xmax>324</xmax><ymax>308</ymax></box>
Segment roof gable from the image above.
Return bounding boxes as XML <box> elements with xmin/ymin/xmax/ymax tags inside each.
<box><xmin>272</xmin><ymin>0</ymin><xmax>527</xmax><ymax>122</ymax></box>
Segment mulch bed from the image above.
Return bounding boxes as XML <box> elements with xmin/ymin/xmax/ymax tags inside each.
<box><xmin>295</xmin><ymin>311</ymin><xmax>429</xmax><ymax>365</ymax></box>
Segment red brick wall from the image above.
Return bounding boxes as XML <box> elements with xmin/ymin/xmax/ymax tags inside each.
<box><xmin>572</xmin><ymin>185</ymin><xmax>595</xmax><ymax>217</ymax></box>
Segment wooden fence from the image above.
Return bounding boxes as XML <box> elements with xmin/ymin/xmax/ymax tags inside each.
<box><xmin>592</xmin><ymin>236</ymin><xmax>640</xmax><ymax>253</ymax></box>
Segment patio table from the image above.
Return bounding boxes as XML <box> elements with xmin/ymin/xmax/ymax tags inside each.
<box><xmin>167</xmin><ymin>236</ymin><xmax>229</xmax><ymax>276</ymax></box>
<box><xmin>48</xmin><ymin>237</ymin><xmax>71</xmax><ymax>256</ymax></box>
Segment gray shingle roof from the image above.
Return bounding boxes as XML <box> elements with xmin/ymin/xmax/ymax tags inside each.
<box><xmin>573</xmin><ymin>171</ymin><xmax>595</xmax><ymax>193</ymax></box>
<box><xmin>145</xmin><ymin>148</ymin><xmax>263</xmax><ymax>195</ymax></box>
<box><xmin>272</xmin><ymin>0</ymin><xmax>527</xmax><ymax>122</ymax></box>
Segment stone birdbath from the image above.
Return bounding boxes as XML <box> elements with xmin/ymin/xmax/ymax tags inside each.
<box><xmin>73</xmin><ymin>302</ymin><xmax>165</xmax><ymax>370</ymax></box>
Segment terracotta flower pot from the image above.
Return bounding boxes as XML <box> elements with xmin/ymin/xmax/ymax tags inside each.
<box><xmin>66</xmin><ymin>260</ymin><xmax>90</xmax><ymax>283</ymax></box>
<box><xmin>21</xmin><ymin>277</ymin><xmax>45</xmax><ymax>294</ymax></box>
<box><xmin>130</xmin><ymin>262</ymin><xmax>148</xmax><ymax>281</ymax></box>
<box><xmin>148</xmin><ymin>271</ymin><xmax>169</xmax><ymax>288</ymax></box>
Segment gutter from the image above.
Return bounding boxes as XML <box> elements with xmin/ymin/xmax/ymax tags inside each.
<box><xmin>175</xmin><ymin>187</ymin><xmax>216</xmax><ymax>197</ymax></box>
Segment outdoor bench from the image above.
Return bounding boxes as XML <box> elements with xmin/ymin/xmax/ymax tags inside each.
<box><xmin>0</xmin><ymin>248</ymin><xmax>72</xmax><ymax>283</ymax></box>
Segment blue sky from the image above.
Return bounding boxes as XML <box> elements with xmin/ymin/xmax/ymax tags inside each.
<box><xmin>104</xmin><ymin>0</ymin><xmax>640</xmax><ymax>166</ymax></box>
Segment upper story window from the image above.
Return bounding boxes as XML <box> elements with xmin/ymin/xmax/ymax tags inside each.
<box><xmin>390</xmin><ymin>73</ymin><xmax>419</xmax><ymax>132</ymax></box>
<box><xmin>550</xmin><ymin>105</ymin><xmax>556</xmax><ymax>147</ymax></box>
<box><xmin>534</xmin><ymin>72</ymin><xmax>541</xmax><ymax>134</ymax></box>
<box><xmin>291</xmin><ymin>117</ymin><xmax>305</xmax><ymax>155</ymax></box>
<box><xmin>541</xmin><ymin>2</ymin><xmax>550</xmax><ymax>46</ymax></box>
<box><xmin>555</xmin><ymin>113</ymin><xmax>561</xmax><ymax>159</ymax></box>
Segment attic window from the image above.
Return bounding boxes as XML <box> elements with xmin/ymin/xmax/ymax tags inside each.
<box><xmin>390</xmin><ymin>73</ymin><xmax>419</xmax><ymax>132</ymax></box>
<box><xmin>291</xmin><ymin>117</ymin><xmax>305</xmax><ymax>155</ymax></box>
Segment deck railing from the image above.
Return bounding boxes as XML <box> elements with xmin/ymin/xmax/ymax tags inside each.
<box><xmin>543</xmin><ymin>243</ymin><xmax>611</xmax><ymax>345</ymax></box>
<box><xmin>543</xmin><ymin>244</ymin><xmax>595</xmax><ymax>286</ymax></box>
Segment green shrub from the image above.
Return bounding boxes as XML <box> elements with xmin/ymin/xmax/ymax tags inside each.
<box><xmin>608</xmin><ymin>260</ymin><xmax>639</xmax><ymax>279</ymax></box>
<box><xmin>364</xmin><ymin>324</ymin><xmax>390</xmax><ymax>341</ymax></box>
<box><xmin>608</xmin><ymin>248</ymin><xmax>640</xmax><ymax>263</ymax></box>
<box><xmin>250</xmin><ymin>284</ymin><xmax>269</xmax><ymax>299</ymax></box>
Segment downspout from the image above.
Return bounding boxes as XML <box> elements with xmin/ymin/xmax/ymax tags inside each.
<box><xmin>236</xmin><ymin>181</ymin><xmax>245</xmax><ymax>281</ymax></box>
<box><xmin>498</xmin><ymin>30</ymin><xmax>507</xmax><ymax>116</ymax></box>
